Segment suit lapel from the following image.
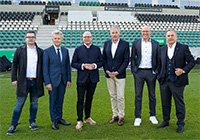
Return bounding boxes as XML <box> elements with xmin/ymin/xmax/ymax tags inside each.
<box><xmin>173</xmin><ymin>42</ymin><xmax>180</xmax><ymax>66</ymax></box>
<box><xmin>61</xmin><ymin>46</ymin><xmax>65</xmax><ymax>64</ymax></box>
<box><xmin>108</xmin><ymin>40</ymin><xmax>112</xmax><ymax>59</ymax></box>
<box><xmin>23</xmin><ymin>44</ymin><xmax>27</xmax><ymax>74</ymax></box>
<box><xmin>162</xmin><ymin>45</ymin><xmax>167</xmax><ymax>66</ymax></box>
<box><xmin>113</xmin><ymin>39</ymin><xmax>121</xmax><ymax>59</ymax></box>
<box><xmin>50</xmin><ymin>45</ymin><xmax>61</xmax><ymax>63</ymax></box>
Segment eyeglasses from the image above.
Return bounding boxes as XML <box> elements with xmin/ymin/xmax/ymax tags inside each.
<box><xmin>26</xmin><ymin>36</ymin><xmax>36</xmax><ymax>39</ymax></box>
<box><xmin>83</xmin><ymin>36</ymin><xmax>92</xmax><ymax>39</ymax></box>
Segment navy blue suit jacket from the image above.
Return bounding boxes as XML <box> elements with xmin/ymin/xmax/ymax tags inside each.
<box><xmin>103</xmin><ymin>39</ymin><xmax>130</xmax><ymax>79</ymax></box>
<box><xmin>71</xmin><ymin>44</ymin><xmax>103</xmax><ymax>84</ymax></box>
<box><xmin>131</xmin><ymin>39</ymin><xmax>159</xmax><ymax>74</ymax></box>
<box><xmin>43</xmin><ymin>45</ymin><xmax>71</xmax><ymax>87</ymax></box>
<box><xmin>157</xmin><ymin>42</ymin><xmax>195</xmax><ymax>86</ymax></box>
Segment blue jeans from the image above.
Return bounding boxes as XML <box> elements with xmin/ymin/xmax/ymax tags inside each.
<box><xmin>11</xmin><ymin>80</ymin><xmax>38</xmax><ymax>126</ymax></box>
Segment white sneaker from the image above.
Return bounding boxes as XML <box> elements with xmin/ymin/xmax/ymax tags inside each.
<box><xmin>75</xmin><ymin>121</ymin><xmax>83</xmax><ymax>130</ymax></box>
<box><xmin>84</xmin><ymin>117</ymin><xmax>96</xmax><ymax>125</ymax></box>
<box><xmin>134</xmin><ymin>118</ymin><xmax>141</xmax><ymax>126</ymax></box>
<box><xmin>149</xmin><ymin>116</ymin><xmax>158</xmax><ymax>124</ymax></box>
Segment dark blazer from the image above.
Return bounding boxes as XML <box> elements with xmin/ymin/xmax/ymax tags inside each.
<box><xmin>131</xmin><ymin>38</ymin><xmax>159</xmax><ymax>73</ymax></box>
<box><xmin>43</xmin><ymin>45</ymin><xmax>71</xmax><ymax>87</ymax></box>
<box><xmin>71</xmin><ymin>44</ymin><xmax>103</xmax><ymax>83</ymax></box>
<box><xmin>157</xmin><ymin>42</ymin><xmax>195</xmax><ymax>86</ymax></box>
<box><xmin>11</xmin><ymin>43</ymin><xmax>44</xmax><ymax>97</ymax></box>
<box><xmin>103</xmin><ymin>39</ymin><xmax>130</xmax><ymax>79</ymax></box>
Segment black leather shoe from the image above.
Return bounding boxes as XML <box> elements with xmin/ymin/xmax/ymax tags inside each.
<box><xmin>52</xmin><ymin>122</ymin><xmax>59</xmax><ymax>130</ymax></box>
<box><xmin>177</xmin><ymin>126</ymin><xmax>184</xmax><ymax>133</ymax></box>
<box><xmin>57</xmin><ymin>119</ymin><xmax>71</xmax><ymax>125</ymax></box>
<box><xmin>157</xmin><ymin>121</ymin><xmax>169</xmax><ymax>128</ymax></box>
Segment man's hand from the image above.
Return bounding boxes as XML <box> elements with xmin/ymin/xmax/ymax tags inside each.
<box><xmin>12</xmin><ymin>81</ymin><xmax>17</xmax><ymax>86</ymax></box>
<box><xmin>175</xmin><ymin>68</ymin><xmax>184</xmax><ymax>76</ymax></box>
<box><xmin>66</xmin><ymin>82</ymin><xmax>71</xmax><ymax>88</ymax></box>
<box><xmin>107</xmin><ymin>71</ymin><xmax>119</xmax><ymax>78</ymax></box>
<box><xmin>46</xmin><ymin>84</ymin><xmax>52</xmax><ymax>91</ymax></box>
<box><xmin>83</xmin><ymin>64</ymin><xmax>95</xmax><ymax>70</ymax></box>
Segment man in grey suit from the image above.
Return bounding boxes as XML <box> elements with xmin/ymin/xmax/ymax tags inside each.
<box><xmin>131</xmin><ymin>26</ymin><xmax>159</xmax><ymax>126</ymax></box>
<box><xmin>43</xmin><ymin>30</ymin><xmax>71</xmax><ymax>130</ymax></box>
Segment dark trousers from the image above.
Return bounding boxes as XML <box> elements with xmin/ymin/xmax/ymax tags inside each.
<box><xmin>77</xmin><ymin>78</ymin><xmax>97</xmax><ymax>122</ymax></box>
<box><xmin>159</xmin><ymin>81</ymin><xmax>185</xmax><ymax>126</ymax></box>
<box><xmin>134</xmin><ymin>69</ymin><xmax>157</xmax><ymax>118</ymax></box>
<box><xmin>11</xmin><ymin>80</ymin><xmax>38</xmax><ymax>126</ymax></box>
<box><xmin>49</xmin><ymin>81</ymin><xmax>66</xmax><ymax>123</ymax></box>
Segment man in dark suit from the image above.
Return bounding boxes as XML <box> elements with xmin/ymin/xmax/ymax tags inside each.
<box><xmin>43</xmin><ymin>30</ymin><xmax>71</xmax><ymax>130</ymax></box>
<box><xmin>131</xmin><ymin>26</ymin><xmax>159</xmax><ymax>126</ymax></box>
<box><xmin>7</xmin><ymin>30</ymin><xmax>44</xmax><ymax>135</ymax></box>
<box><xmin>71</xmin><ymin>31</ymin><xmax>103</xmax><ymax>130</ymax></box>
<box><xmin>157</xmin><ymin>29</ymin><xmax>195</xmax><ymax>133</ymax></box>
<box><xmin>103</xmin><ymin>25</ymin><xmax>130</xmax><ymax>126</ymax></box>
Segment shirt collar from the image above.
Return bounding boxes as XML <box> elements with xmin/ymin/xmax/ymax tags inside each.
<box><xmin>112</xmin><ymin>38</ymin><xmax>120</xmax><ymax>44</ymax></box>
<box><xmin>142</xmin><ymin>38</ymin><xmax>151</xmax><ymax>42</ymax></box>
<box><xmin>27</xmin><ymin>45</ymin><xmax>36</xmax><ymax>49</ymax></box>
<box><xmin>53</xmin><ymin>45</ymin><xmax>61</xmax><ymax>50</ymax></box>
<box><xmin>84</xmin><ymin>43</ymin><xmax>92</xmax><ymax>48</ymax></box>
<box><xmin>167</xmin><ymin>42</ymin><xmax>176</xmax><ymax>49</ymax></box>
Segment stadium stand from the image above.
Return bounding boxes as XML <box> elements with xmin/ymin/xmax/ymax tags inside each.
<box><xmin>184</xmin><ymin>6</ymin><xmax>200</xmax><ymax>10</ymax></box>
<box><xmin>19</xmin><ymin>1</ymin><xmax>46</xmax><ymax>5</ymax></box>
<box><xmin>0</xmin><ymin>0</ymin><xmax>11</xmax><ymax>5</ymax></box>
<box><xmin>0</xmin><ymin>1</ymin><xmax>200</xmax><ymax>60</ymax></box>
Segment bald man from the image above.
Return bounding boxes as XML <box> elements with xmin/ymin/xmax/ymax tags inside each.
<box><xmin>71</xmin><ymin>31</ymin><xmax>103</xmax><ymax>130</ymax></box>
<box><xmin>131</xmin><ymin>26</ymin><xmax>159</xmax><ymax>126</ymax></box>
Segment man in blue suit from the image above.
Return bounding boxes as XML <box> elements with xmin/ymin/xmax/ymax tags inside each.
<box><xmin>131</xmin><ymin>26</ymin><xmax>159</xmax><ymax>126</ymax></box>
<box><xmin>43</xmin><ymin>30</ymin><xmax>71</xmax><ymax>130</ymax></box>
<box><xmin>103</xmin><ymin>25</ymin><xmax>130</xmax><ymax>126</ymax></box>
<box><xmin>71</xmin><ymin>31</ymin><xmax>103</xmax><ymax>130</ymax></box>
<box><xmin>157</xmin><ymin>29</ymin><xmax>195</xmax><ymax>133</ymax></box>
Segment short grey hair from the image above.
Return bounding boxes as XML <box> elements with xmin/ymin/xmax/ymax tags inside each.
<box><xmin>141</xmin><ymin>25</ymin><xmax>151</xmax><ymax>31</ymax></box>
<box><xmin>166</xmin><ymin>28</ymin><xmax>177</xmax><ymax>35</ymax></box>
<box><xmin>52</xmin><ymin>30</ymin><xmax>63</xmax><ymax>38</ymax></box>
<box><xmin>110</xmin><ymin>25</ymin><xmax>121</xmax><ymax>33</ymax></box>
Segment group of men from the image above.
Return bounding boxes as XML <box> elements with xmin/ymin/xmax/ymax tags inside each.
<box><xmin>7</xmin><ymin>25</ymin><xmax>195</xmax><ymax>135</ymax></box>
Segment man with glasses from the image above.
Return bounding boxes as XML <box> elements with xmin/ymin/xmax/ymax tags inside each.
<box><xmin>71</xmin><ymin>31</ymin><xmax>103</xmax><ymax>130</ymax></box>
<box><xmin>131</xmin><ymin>26</ymin><xmax>159</xmax><ymax>126</ymax></box>
<box><xmin>7</xmin><ymin>30</ymin><xmax>44</xmax><ymax>135</ymax></box>
<box><xmin>43</xmin><ymin>30</ymin><xmax>71</xmax><ymax>130</ymax></box>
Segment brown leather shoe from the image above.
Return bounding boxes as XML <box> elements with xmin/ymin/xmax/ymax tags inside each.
<box><xmin>109</xmin><ymin>116</ymin><xmax>119</xmax><ymax>124</ymax></box>
<box><xmin>117</xmin><ymin>118</ymin><xmax>124</xmax><ymax>126</ymax></box>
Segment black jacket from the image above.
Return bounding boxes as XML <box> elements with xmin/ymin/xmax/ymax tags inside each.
<box><xmin>11</xmin><ymin>43</ymin><xmax>44</xmax><ymax>97</ymax></box>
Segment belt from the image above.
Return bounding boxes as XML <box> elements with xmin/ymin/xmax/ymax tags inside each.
<box><xmin>26</xmin><ymin>78</ymin><xmax>36</xmax><ymax>80</ymax></box>
<box><xmin>139</xmin><ymin>68</ymin><xmax>152</xmax><ymax>70</ymax></box>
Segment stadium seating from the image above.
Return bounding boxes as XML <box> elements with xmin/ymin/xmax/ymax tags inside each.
<box><xmin>135</xmin><ymin>14</ymin><xmax>199</xmax><ymax>23</ymax></box>
<box><xmin>0</xmin><ymin>0</ymin><xmax>11</xmax><ymax>5</ymax></box>
<box><xmin>184</xmin><ymin>6</ymin><xmax>200</xmax><ymax>10</ymax></box>
<box><xmin>47</xmin><ymin>1</ymin><xmax>71</xmax><ymax>6</ymax></box>
<box><xmin>19</xmin><ymin>1</ymin><xmax>46</xmax><ymax>5</ymax></box>
<box><xmin>0</xmin><ymin>11</ymin><xmax>38</xmax><ymax>49</ymax></box>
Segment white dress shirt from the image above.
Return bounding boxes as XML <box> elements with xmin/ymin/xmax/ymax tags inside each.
<box><xmin>167</xmin><ymin>42</ymin><xmax>176</xmax><ymax>59</ymax></box>
<box><xmin>139</xmin><ymin>38</ymin><xmax>152</xmax><ymax>68</ymax></box>
<box><xmin>111</xmin><ymin>39</ymin><xmax>120</xmax><ymax>58</ymax></box>
<box><xmin>26</xmin><ymin>45</ymin><xmax>38</xmax><ymax>78</ymax></box>
<box><xmin>54</xmin><ymin>45</ymin><xmax>62</xmax><ymax>62</ymax></box>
